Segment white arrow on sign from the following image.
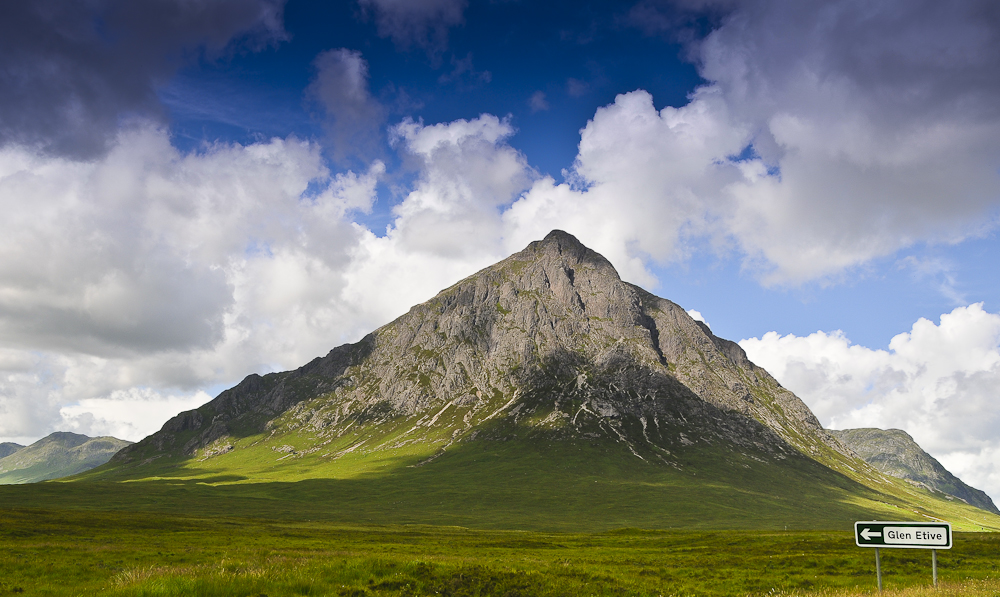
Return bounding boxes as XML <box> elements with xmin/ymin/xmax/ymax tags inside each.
<box><xmin>861</xmin><ymin>528</ymin><xmax>882</xmax><ymax>541</ymax></box>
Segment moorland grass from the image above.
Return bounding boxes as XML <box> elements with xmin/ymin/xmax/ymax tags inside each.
<box><xmin>3</xmin><ymin>432</ymin><xmax>997</xmax><ymax>595</ymax></box>
<box><xmin>768</xmin><ymin>580</ymin><xmax>1000</xmax><ymax>597</ymax></box>
<box><xmin>1</xmin><ymin>507</ymin><xmax>997</xmax><ymax>596</ymax></box>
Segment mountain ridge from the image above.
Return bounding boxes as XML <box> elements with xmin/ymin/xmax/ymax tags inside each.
<box><xmin>0</xmin><ymin>442</ymin><xmax>23</xmax><ymax>459</ymax></box>
<box><xmin>87</xmin><ymin>230</ymin><xmax>1000</xmax><ymax>530</ymax></box>
<box><xmin>830</xmin><ymin>428</ymin><xmax>998</xmax><ymax>514</ymax></box>
<box><xmin>0</xmin><ymin>431</ymin><xmax>132</xmax><ymax>484</ymax></box>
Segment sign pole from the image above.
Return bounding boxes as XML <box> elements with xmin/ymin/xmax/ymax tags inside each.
<box><xmin>855</xmin><ymin>520</ymin><xmax>952</xmax><ymax>590</ymax></box>
<box><xmin>854</xmin><ymin>520</ymin><xmax>952</xmax><ymax>592</ymax></box>
<box><xmin>875</xmin><ymin>547</ymin><xmax>882</xmax><ymax>592</ymax></box>
<box><xmin>932</xmin><ymin>549</ymin><xmax>937</xmax><ymax>587</ymax></box>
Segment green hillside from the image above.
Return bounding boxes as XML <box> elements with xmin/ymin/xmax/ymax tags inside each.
<box><xmin>831</xmin><ymin>428</ymin><xmax>999</xmax><ymax>514</ymax></box>
<box><xmin>41</xmin><ymin>426</ymin><xmax>992</xmax><ymax>532</ymax></box>
<box><xmin>0</xmin><ymin>432</ymin><xmax>132</xmax><ymax>484</ymax></box>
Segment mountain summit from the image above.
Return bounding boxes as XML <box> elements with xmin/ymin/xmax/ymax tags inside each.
<box><xmin>97</xmin><ymin>231</ymin><xmax>999</xmax><ymax>529</ymax></box>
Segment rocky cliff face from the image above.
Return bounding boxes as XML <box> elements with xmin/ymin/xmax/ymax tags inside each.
<box><xmin>831</xmin><ymin>428</ymin><xmax>999</xmax><ymax>514</ymax></box>
<box><xmin>113</xmin><ymin>231</ymin><xmax>863</xmax><ymax>479</ymax></box>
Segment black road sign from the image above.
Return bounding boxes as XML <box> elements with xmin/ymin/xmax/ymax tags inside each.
<box><xmin>855</xmin><ymin>521</ymin><xmax>952</xmax><ymax>549</ymax></box>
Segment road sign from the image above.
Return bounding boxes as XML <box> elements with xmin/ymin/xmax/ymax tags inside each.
<box><xmin>856</xmin><ymin>520</ymin><xmax>952</xmax><ymax>590</ymax></box>
<box><xmin>855</xmin><ymin>521</ymin><xmax>952</xmax><ymax>549</ymax></box>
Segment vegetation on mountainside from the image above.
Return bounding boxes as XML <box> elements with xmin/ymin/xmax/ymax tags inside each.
<box><xmin>0</xmin><ymin>442</ymin><xmax>22</xmax><ymax>459</ymax></box>
<box><xmin>5</xmin><ymin>435</ymin><xmax>997</xmax><ymax>533</ymax></box>
<box><xmin>1</xmin><ymin>507</ymin><xmax>997</xmax><ymax>597</ymax></box>
<box><xmin>831</xmin><ymin>429</ymin><xmax>999</xmax><ymax>514</ymax></box>
<box><xmin>0</xmin><ymin>432</ymin><xmax>132</xmax><ymax>484</ymax></box>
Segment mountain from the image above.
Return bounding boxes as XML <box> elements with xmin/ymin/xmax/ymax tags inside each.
<box><xmin>0</xmin><ymin>442</ymin><xmax>23</xmax><ymax>459</ymax></box>
<box><xmin>0</xmin><ymin>432</ymin><xmax>132</xmax><ymax>484</ymax></box>
<box><xmin>87</xmin><ymin>231</ymin><xmax>1000</xmax><ymax>530</ymax></box>
<box><xmin>830</xmin><ymin>428</ymin><xmax>999</xmax><ymax>514</ymax></box>
<box><xmin>109</xmin><ymin>230</ymin><xmax>847</xmax><ymax>469</ymax></box>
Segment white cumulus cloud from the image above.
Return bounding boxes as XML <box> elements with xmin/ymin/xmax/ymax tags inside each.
<box><xmin>503</xmin><ymin>87</ymin><xmax>746</xmax><ymax>287</ymax></box>
<box><xmin>0</xmin><ymin>125</ymin><xmax>390</xmax><ymax>441</ymax></box>
<box><xmin>0</xmin><ymin>113</ymin><xmax>541</xmax><ymax>443</ymax></box>
<box><xmin>59</xmin><ymin>388</ymin><xmax>213</xmax><ymax>442</ymax></box>
<box><xmin>343</xmin><ymin>114</ymin><xmax>536</xmax><ymax>320</ymax></box>
<box><xmin>503</xmin><ymin>0</ymin><xmax>1000</xmax><ymax>287</ymax></box>
<box><xmin>739</xmin><ymin>303</ymin><xmax>1000</xmax><ymax>503</ymax></box>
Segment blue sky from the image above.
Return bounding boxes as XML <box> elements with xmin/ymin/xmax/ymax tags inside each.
<box><xmin>1</xmin><ymin>0</ymin><xmax>999</xmax><ymax>502</ymax></box>
<box><xmin>157</xmin><ymin>0</ymin><xmax>1000</xmax><ymax>349</ymax></box>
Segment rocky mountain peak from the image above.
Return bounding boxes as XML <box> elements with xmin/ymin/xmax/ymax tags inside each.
<box><xmin>528</xmin><ymin>229</ymin><xmax>615</xmax><ymax>270</ymax></box>
<box><xmin>88</xmin><ymin>231</ymin><xmax>1000</xmax><ymax>526</ymax></box>
<box><xmin>36</xmin><ymin>431</ymin><xmax>90</xmax><ymax>449</ymax></box>
<box><xmin>113</xmin><ymin>231</ymin><xmax>857</xmax><ymax>482</ymax></box>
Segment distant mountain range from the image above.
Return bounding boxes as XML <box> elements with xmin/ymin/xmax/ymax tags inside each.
<box><xmin>77</xmin><ymin>231</ymin><xmax>999</xmax><ymax>530</ymax></box>
<box><xmin>0</xmin><ymin>432</ymin><xmax>131</xmax><ymax>484</ymax></box>
<box><xmin>831</xmin><ymin>428</ymin><xmax>998</xmax><ymax>514</ymax></box>
<box><xmin>0</xmin><ymin>442</ymin><xmax>22</xmax><ymax>459</ymax></box>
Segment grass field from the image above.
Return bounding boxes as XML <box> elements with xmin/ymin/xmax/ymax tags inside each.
<box><xmin>1</xmin><ymin>506</ymin><xmax>998</xmax><ymax>596</ymax></box>
<box><xmin>4</xmin><ymin>428</ymin><xmax>997</xmax><ymax>595</ymax></box>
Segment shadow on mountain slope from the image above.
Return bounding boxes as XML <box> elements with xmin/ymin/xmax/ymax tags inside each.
<box><xmin>8</xmin><ymin>429</ymin><xmax>995</xmax><ymax>532</ymax></box>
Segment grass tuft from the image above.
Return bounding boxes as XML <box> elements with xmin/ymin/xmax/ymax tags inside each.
<box><xmin>767</xmin><ymin>578</ymin><xmax>1000</xmax><ymax>597</ymax></box>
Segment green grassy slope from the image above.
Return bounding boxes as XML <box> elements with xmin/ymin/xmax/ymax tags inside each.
<box><xmin>64</xmin><ymin>377</ymin><xmax>1000</xmax><ymax>532</ymax></box>
<box><xmin>831</xmin><ymin>428</ymin><xmax>999</xmax><ymax>514</ymax></box>
<box><xmin>0</xmin><ymin>432</ymin><xmax>132</xmax><ymax>484</ymax></box>
<box><xmin>4</xmin><ymin>430</ymin><xmax>994</xmax><ymax>532</ymax></box>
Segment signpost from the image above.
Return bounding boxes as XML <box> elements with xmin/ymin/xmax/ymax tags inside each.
<box><xmin>855</xmin><ymin>521</ymin><xmax>952</xmax><ymax>590</ymax></box>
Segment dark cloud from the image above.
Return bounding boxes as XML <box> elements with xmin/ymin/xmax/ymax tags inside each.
<box><xmin>566</xmin><ymin>78</ymin><xmax>590</xmax><ymax>97</ymax></box>
<box><xmin>624</xmin><ymin>0</ymin><xmax>734</xmax><ymax>43</ymax></box>
<box><xmin>437</xmin><ymin>53</ymin><xmax>491</xmax><ymax>87</ymax></box>
<box><xmin>700</xmin><ymin>0</ymin><xmax>1000</xmax><ymax>127</ymax></box>
<box><xmin>630</xmin><ymin>0</ymin><xmax>1000</xmax><ymax>124</ymax></box>
<box><xmin>528</xmin><ymin>91</ymin><xmax>549</xmax><ymax>113</ymax></box>
<box><xmin>0</xmin><ymin>252</ymin><xmax>232</xmax><ymax>357</ymax></box>
<box><xmin>307</xmin><ymin>49</ymin><xmax>386</xmax><ymax>162</ymax></box>
<box><xmin>0</xmin><ymin>0</ymin><xmax>287</xmax><ymax>159</ymax></box>
<box><xmin>358</xmin><ymin>0</ymin><xmax>466</xmax><ymax>55</ymax></box>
